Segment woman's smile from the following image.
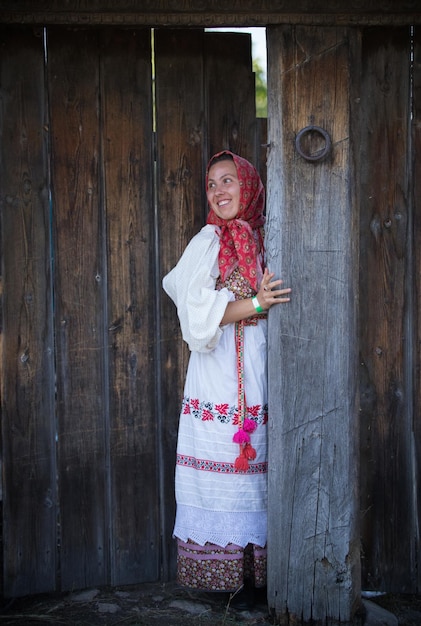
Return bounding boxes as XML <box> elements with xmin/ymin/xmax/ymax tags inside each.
<box><xmin>206</xmin><ymin>160</ymin><xmax>241</xmax><ymax>220</ymax></box>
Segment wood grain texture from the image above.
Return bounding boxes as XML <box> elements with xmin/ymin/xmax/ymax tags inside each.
<box><xmin>0</xmin><ymin>26</ymin><xmax>57</xmax><ymax>597</ymax></box>
<box><xmin>0</xmin><ymin>1</ymin><xmax>420</xmax><ymax>26</ymax></box>
<box><xmin>155</xmin><ymin>28</ymin><xmax>207</xmax><ymax>577</ymax></box>
<box><xmin>1</xmin><ymin>21</ymin><xmax>420</xmax><ymax>603</ymax></box>
<box><xmin>266</xmin><ymin>25</ymin><xmax>361</xmax><ymax>622</ymax></box>
<box><xmin>100</xmin><ymin>28</ymin><xmax>159</xmax><ymax>586</ymax></box>
<box><xmin>204</xmin><ymin>32</ymin><xmax>256</xmax><ymax>164</ymax></box>
<box><xmin>413</xmin><ymin>25</ymin><xmax>421</xmax><ymax>596</ymax></box>
<box><xmin>48</xmin><ymin>27</ymin><xmax>109</xmax><ymax>591</ymax></box>
<box><xmin>359</xmin><ymin>26</ymin><xmax>414</xmax><ymax>593</ymax></box>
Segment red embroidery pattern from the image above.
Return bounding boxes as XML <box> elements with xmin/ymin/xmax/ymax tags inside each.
<box><xmin>182</xmin><ymin>396</ymin><xmax>267</xmax><ymax>426</ymax></box>
<box><xmin>176</xmin><ymin>454</ymin><xmax>267</xmax><ymax>475</ymax></box>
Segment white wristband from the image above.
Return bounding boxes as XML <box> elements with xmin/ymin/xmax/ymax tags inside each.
<box><xmin>252</xmin><ymin>296</ymin><xmax>264</xmax><ymax>314</ymax></box>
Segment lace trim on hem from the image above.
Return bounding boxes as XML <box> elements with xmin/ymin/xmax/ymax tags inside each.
<box><xmin>173</xmin><ymin>503</ymin><xmax>267</xmax><ymax>549</ymax></box>
<box><xmin>173</xmin><ymin>528</ymin><xmax>267</xmax><ymax>550</ymax></box>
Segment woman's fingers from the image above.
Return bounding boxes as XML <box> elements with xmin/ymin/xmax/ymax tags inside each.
<box><xmin>269</xmin><ymin>287</ymin><xmax>291</xmax><ymax>301</ymax></box>
<box><xmin>258</xmin><ymin>272</ymin><xmax>291</xmax><ymax>309</ymax></box>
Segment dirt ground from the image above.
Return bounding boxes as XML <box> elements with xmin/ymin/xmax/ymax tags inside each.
<box><xmin>0</xmin><ymin>582</ymin><xmax>272</xmax><ymax>626</ymax></box>
<box><xmin>368</xmin><ymin>593</ymin><xmax>421</xmax><ymax>626</ymax></box>
<box><xmin>0</xmin><ymin>582</ymin><xmax>420</xmax><ymax>625</ymax></box>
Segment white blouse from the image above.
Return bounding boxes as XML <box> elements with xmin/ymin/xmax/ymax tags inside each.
<box><xmin>162</xmin><ymin>224</ymin><xmax>234</xmax><ymax>352</ymax></box>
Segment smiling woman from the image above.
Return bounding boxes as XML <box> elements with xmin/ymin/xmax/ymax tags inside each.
<box><xmin>162</xmin><ymin>149</ymin><xmax>291</xmax><ymax>608</ymax></box>
<box><xmin>206</xmin><ymin>158</ymin><xmax>242</xmax><ymax>221</ymax></box>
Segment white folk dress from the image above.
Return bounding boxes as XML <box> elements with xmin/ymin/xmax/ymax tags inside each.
<box><xmin>163</xmin><ymin>224</ymin><xmax>268</xmax><ymax>591</ymax></box>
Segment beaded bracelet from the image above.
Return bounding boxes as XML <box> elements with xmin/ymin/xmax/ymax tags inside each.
<box><xmin>252</xmin><ymin>296</ymin><xmax>264</xmax><ymax>314</ymax></box>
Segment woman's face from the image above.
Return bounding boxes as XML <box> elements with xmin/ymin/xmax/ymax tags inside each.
<box><xmin>206</xmin><ymin>160</ymin><xmax>241</xmax><ymax>221</ymax></box>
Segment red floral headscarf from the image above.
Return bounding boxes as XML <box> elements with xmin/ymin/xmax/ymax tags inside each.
<box><xmin>206</xmin><ymin>150</ymin><xmax>266</xmax><ymax>292</ymax></box>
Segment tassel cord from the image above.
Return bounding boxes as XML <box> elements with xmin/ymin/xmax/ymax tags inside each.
<box><xmin>234</xmin><ymin>320</ymin><xmax>257</xmax><ymax>470</ymax></box>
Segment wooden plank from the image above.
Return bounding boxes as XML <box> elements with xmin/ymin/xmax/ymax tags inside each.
<box><xmin>359</xmin><ymin>27</ymin><xmax>414</xmax><ymax>593</ymax></box>
<box><xmin>0</xmin><ymin>27</ymin><xmax>57</xmax><ymax>597</ymax></box>
<box><xmin>100</xmin><ymin>28</ymin><xmax>159</xmax><ymax>585</ymax></box>
<box><xmin>204</xmin><ymin>32</ymin><xmax>257</xmax><ymax>163</ymax></box>
<box><xmin>48</xmin><ymin>27</ymin><xmax>108</xmax><ymax>591</ymax></box>
<box><xmin>255</xmin><ymin>117</ymin><xmax>268</xmax><ymax>191</ymax></box>
<box><xmin>0</xmin><ymin>1</ymin><xmax>421</xmax><ymax>26</ymax></box>
<box><xmin>155</xmin><ymin>28</ymin><xmax>206</xmax><ymax>576</ymax></box>
<box><xmin>266</xmin><ymin>25</ymin><xmax>361</xmax><ymax>622</ymax></box>
<box><xmin>413</xmin><ymin>24</ymin><xmax>421</xmax><ymax>595</ymax></box>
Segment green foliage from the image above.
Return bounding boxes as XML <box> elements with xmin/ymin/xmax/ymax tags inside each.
<box><xmin>253</xmin><ymin>58</ymin><xmax>267</xmax><ymax>118</ymax></box>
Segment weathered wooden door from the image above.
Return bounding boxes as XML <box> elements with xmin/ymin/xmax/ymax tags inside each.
<box><xmin>0</xmin><ymin>25</ymin><xmax>260</xmax><ymax>597</ymax></box>
<box><xmin>358</xmin><ymin>26</ymin><xmax>420</xmax><ymax>596</ymax></box>
<box><xmin>3</xmin><ymin>18</ymin><xmax>421</xmax><ymax>618</ymax></box>
<box><xmin>266</xmin><ymin>23</ymin><xmax>420</xmax><ymax>623</ymax></box>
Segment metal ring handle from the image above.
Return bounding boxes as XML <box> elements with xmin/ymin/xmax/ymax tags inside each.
<box><xmin>295</xmin><ymin>125</ymin><xmax>331</xmax><ymax>162</ymax></box>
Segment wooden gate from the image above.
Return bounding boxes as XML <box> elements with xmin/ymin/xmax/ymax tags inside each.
<box><xmin>266</xmin><ymin>23</ymin><xmax>421</xmax><ymax>621</ymax></box>
<box><xmin>1</xmin><ymin>15</ymin><xmax>421</xmax><ymax>619</ymax></box>
<box><xmin>0</xmin><ymin>25</ymin><xmax>261</xmax><ymax>597</ymax></box>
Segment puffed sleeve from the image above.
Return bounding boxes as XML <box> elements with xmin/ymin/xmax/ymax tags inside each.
<box><xmin>162</xmin><ymin>224</ymin><xmax>234</xmax><ymax>352</ymax></box>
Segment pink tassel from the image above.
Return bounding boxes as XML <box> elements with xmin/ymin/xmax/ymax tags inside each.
<box><xmin>233</xmin><ymin>429</ymin><xmax>250</xmax><ymax>444</ymax></box>
<box><xmin>243</xmin><ymin>418</ymin><xmax>257</xmax><ymax>433</ymax></box>
<box><xmin>234</xmin><ymin>455</ymin><xmax>249</xmax><ymax>471</ymax></box>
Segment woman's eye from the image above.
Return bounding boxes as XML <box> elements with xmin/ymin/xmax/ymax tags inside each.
<box><xmin>223</xmin><ymin>178</ymin><xmax>232</xmax><ymax>184</ymax></box>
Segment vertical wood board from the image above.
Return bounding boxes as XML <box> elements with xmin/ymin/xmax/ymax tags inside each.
<box><xmin>358</xmin><ymin>26</ymin><xmax>414</xmax><ymax>593</ymax></box>
<box><xmin>266</xmin><ymin>25</ymin><xmax>361</xmax><ymax>622</ymax></box>
<box><xmin>48</xmin><ymin>27</ymin><xmax>108</xmax><ymax>591</ymax></box>
<box><xmin>100</xmin><ymin>28</ymin><xmax>159</xmax><ymax>585</ymax></box>
<box><xmin>204</xmin><ymin>32</ymin><xmax>257</xmax><ymax>164</ymax></box>
<box><xmin>0</xmin><ymin>27</ymin><xmax>57</xmax><ymax>597</ymax></box>
<box><xmin>412</xmin><ymin>25</ymin><xmax>421</xmax><ymax>594</ymax></box>
<box><xmin>155</xmin><ymin>28</ymin><xmax>207</xmax><ymax>576</ymax></box>
<box><xmin>255</xmin><ymin>117</ymin><xmax>268</xmax><ymax>192</ymax></box>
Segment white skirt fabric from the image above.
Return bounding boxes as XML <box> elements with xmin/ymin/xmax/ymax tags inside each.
<box><xmin>173</xmin><ymin>317</ymin><xmax>268</xmax><ymax>548</ymax></box>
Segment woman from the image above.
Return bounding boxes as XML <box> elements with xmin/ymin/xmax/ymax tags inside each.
<box><xmin>162</xmin><ymin>151</ymin><xmax>291</xmax><ymax>607</ymax></box>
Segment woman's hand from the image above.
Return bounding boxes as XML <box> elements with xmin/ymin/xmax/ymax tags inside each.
<box><xmin>220</xmin><ymin>268</ymin><xmax>291</xmax><ymax>324</ymax></box>
<box><xmin>256</xmin><ymin>268</ymin><xmax>291</xmax><ymax>310</ymax></box>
